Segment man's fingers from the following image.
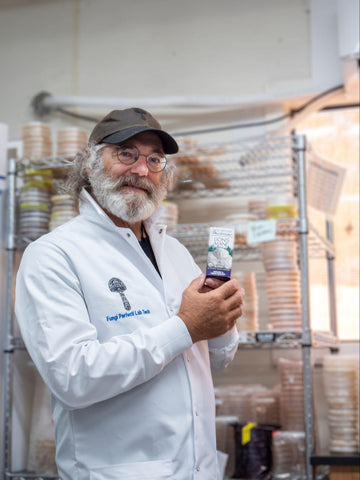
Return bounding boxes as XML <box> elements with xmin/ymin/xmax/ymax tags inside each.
<box><xmin>215</xmin><ymin>278</ymin><xmax>241</xmax><ymax>299</ymax></box>
<box><xmin>204</xmin><ymin>277</ymin><xmax>225</xmax><ymax>290</ymax></box>
<box><xmin>189</xmin><ymin>274</ymin><xmax>205</xmax><ymax>291</ymax></box>
<box><xmin>220</xmin><ymin>284</ymin><xmax>245</xmax><ymax>318</ymax></box>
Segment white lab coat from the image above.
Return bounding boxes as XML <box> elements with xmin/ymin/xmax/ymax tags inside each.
<box><xmin>15</xmin><ymin>189</ymin><xmax>239</xmax><ymax>480</ymax></box>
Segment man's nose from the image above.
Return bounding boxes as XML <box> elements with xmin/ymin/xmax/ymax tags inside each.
<box><xmin>129</xmin><ymin>155</ymin><xmax>149</xmax><ymax>176</ymax></box>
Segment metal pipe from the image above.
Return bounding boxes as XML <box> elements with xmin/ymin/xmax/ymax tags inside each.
<box><xmin>32</xmin><ymin>85</ymin><xmax>343</xmax><ymax>118</ymax></box>
<box><xmin>34</xmin><ymin>89</ymin><xmax>322</xmax><ymax>110</ymax></box>
<box><xmin>2</xmin><ymin>157</ymin><xmax>17</xmax><ymax>478</ymax></box>
<box><xmin>295</xmin><ymin>134</ymin><xmax>315</xmax><ymax>480</ymax></box>
<box><xmin>326</xmin><ymin>219</ymin><xmax>338</xmax><ymax>337</ymax></box>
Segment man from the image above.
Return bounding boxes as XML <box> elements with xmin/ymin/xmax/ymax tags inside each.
<box><xmin>15</xmin><ymin>108</ymin><xmax>244</xmax><ymax>480</ymax></box>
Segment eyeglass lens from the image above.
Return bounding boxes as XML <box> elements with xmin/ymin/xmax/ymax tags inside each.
<box><xmin>116</xmin><ymin>146</ymin><xmax>166</xmax><ymax>172</ymax></box>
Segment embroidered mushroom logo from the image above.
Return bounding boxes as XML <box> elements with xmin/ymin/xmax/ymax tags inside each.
<box><xmin>108</xmin><ymin>278</ymin><xmax>131</xmax><ymax>311</ymax></box>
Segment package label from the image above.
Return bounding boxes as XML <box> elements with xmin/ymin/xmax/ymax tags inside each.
<box><xmin>206</xmin><ymin>227</ymin><xmax>234</xmax><ymax>280</ymax></box>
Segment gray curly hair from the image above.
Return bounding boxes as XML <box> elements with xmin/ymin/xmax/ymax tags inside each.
<box><xmin>66</xmin><ymin>143</ymin><xmax>176</xmax><ymax>200</ymax></box>
<box><xmin>65</xmin><ymin>144</ymin><xmax>100</xmax><ymax>198</ymax></box>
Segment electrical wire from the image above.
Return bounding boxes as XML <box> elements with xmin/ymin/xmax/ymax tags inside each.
<box><xmin>174</xmin><ymin>84</ymin><xmax>345</xmax><ymax>136</ymax></box>
<box><xmin>174</xmin><ymin>112</ymin><xmax>290</xmax><ymax>136</ymax></box>
<box><xmin>321</xmin><ymin>103</ymin><xmax>360</xmax><ymax>111</ymax></box>
<box><xmin>53</xmin><ymin>84</ymin><xmax>346</xmax><ymax>135</ymax></box>
<box><xmin>55</xmin><ymin>107</ymin><xmax>100</xmax><ymax>123</ymax></box>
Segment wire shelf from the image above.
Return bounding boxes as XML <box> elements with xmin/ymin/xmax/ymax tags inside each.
<box><xmin>175</xmin><ymin>134</ymin><xmax>297</xmax><ymax>158</ymax></box>
<box><xmin>237</xmin><ymin>330</ymin><xmax>338</xmax><ymax>349</ymax></box>
<box><xmin>169</xmin><ymin>135</ymin><xmax>298</xmax><ymax>200</ymax></box>
<box><xmin>237</xmin><ymin>330</ymin><xmax>303</xmax><ymax>348</ymax></box>
<box><xmin>167</xmin><ymin>219</ymin><xmax>333</xmax><ymax>263</ymax></box>
<box><xmin>169</xmin><ymin>181</ymin><xmax>295</xmax><ymax>199</ymax></box>
<box><xmin>17</xmin><ymin>155</ymin><xmax>75</xmax><ymax>171</ymax></box>
<box><xmin>14</xmin><ymin>219</ymin><xmax>333</xmax><ymax>258</ymax></box>
<box><xmin>5</xmin><ymin>473</ymin><xmax>60</xmax><ymax>480</ymax></box>
<box><xmin>4</xmin><ymin>135</ymin><xmax>336</xmax><ymax>480</ymax></box>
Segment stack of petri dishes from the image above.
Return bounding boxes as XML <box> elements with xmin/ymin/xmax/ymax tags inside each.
<box><xmin>252</xmin><ymin>386</ymin><xmax>280</xmax><ymax>426</ymax></box>
<box><xmin>27</xmin><ymin>372</ymin><xmax>58</xmax><ymax>475</ymax></box>
<box><xmin>49</xmin><ymin>194</ymin><xmax>79</xmax><ymax>231</ymax></box>
<box><xmin>248</xmin><ymin>199</ymin><xmax>267</xmax><ymax>220</ymax></box>
<box><xmin>18</xmin><ymin>169</ymin><xmax>53</xmax><ymax>241</ymax></box>
<box><xmin>263</xmin><ymin>239</ymin><xmax>302</xmax><ymax>330</ymax></box>
<box><xmin>56</xmin><ymin>127</ymin><xmax>88</xmax><ymax>157</ymax></box>
<box><xmin>225</xmin><ymin>213</ymin><xmax>257</xmax><ymax>245</ymax></box>
<box><xmin>262</xmin><ymin>239</ymin><xmax>298</xmax><ymax>271</ymax></box>
<box><xmin>215</xmin><ymin>415</ymin><xmax>238</xmax><ymax>478</ymax></box>
<box><xmin>322</xmin><ymin>354</ymin><xmax>359</xmax><ymax>454</ymax></box>
<box><xmin>278</xmin><ymin>357</ymin><xmax>305</xmax><ymax>431</ymax></box>
<box><xmin>215</xmin><ymin>384</ymin><xmax>267</xmax><ymax>422</ymax></box>
<box><xmin>215</xmin><ymin>384</ymin><xmax>268</xmax><ymax>479</ymax></box>
<box><xmin>232</xmin><ymin>270</ymin><xmax>259</xmax><ymax>331</ymax></box>
<box><xmin>272</xmin><ymin>431</ymin><xmax>306</xmax><ymax>479</ymax></box>
<box><xmin>22</xmin><ymin>122</ymin><xmax>52</xmax><ymax>160</ymax></box>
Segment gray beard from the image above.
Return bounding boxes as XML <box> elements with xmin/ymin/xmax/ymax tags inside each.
<box><xmin>88</xmin><ymin>164</ymin><xmax>168</xmax><ymax>223</ymax></box>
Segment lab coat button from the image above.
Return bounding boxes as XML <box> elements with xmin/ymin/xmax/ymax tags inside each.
<box><xmin>196</xmin><ymin>465</ymin><xmax>200</xmax><ymax>472</ymax></box>
<box><xmin>195</xmin><ymin>410</ymin><xmax>198</xmax><ymax>416</ymax></box>
<box><xmin>127</xmin><ymin>233</ymin><xmax>131</xmax><ymax>238</ymax></box>
<box><xmin>187</xmin><ymin>355</ymin><xmax>190</xmax><ymax>362</ymax></box>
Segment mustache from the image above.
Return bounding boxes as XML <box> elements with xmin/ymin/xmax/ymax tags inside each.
<box><xmin>111</xmin><ymin>174</ymin><xmax>156</xmax><ymax>195</ymax></box>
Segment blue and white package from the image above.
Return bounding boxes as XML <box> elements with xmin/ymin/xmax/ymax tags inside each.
<box><xmin>206</xmin><ymin>227</ymin><xmax>235</xmax><ymax>281</ymax></box>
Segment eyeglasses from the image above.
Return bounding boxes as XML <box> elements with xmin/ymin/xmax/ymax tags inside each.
<box><xmin>109</xmin><ymin>144</ymin><xmax>167</xmax><ymax>173</ymax></box>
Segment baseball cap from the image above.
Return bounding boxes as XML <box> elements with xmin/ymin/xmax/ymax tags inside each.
<box><xmin>88</xmin><ymin>108</ymin><xmax>179</xmax><ymax>154</ymax></box>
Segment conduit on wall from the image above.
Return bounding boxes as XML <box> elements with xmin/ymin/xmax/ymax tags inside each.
<box><xmin>31</xmin><ymin>86</ymin><xmax>346</xmax><ymax>136</ymax></box>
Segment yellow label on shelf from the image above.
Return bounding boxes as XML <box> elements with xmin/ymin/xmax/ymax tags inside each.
<box><xmin>242</xmin><ymin>423</ymin><xmax>257</xmax><ymax>445</ymax></box>
<box><xmin>265</xmin><ymin>204</ymin><xmax>297</xmax><ymax>219</ymax></box>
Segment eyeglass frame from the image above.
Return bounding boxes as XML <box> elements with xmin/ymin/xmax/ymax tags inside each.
<box><xmin>96</xmin><ymin>143</ymin><xmax>168</xmax><ymax>173</ymax></box>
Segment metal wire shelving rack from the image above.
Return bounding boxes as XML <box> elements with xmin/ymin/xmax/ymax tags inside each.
<box><xmin>167</xmin><ymin>134</ymin><xmax>339</xmax><ymax>478</ymax></box>
<box><xmin>167</xmin><ymin>219</ymin><xmax>334</xmax><ymax>264</ymax></box>
<box><xmin>5</xmin><ymin>474</ymin><xmax>59</xmax><ymax>480</ymax></box>
<box><xmin>168</xmin><ymin>134</ymin><xmax>298</xmax><ymax>199</ymax></box>
<box><xmin>2</xmin><ymin>135</ymin><xmax>338</xmax><ymax>480</ymax></box>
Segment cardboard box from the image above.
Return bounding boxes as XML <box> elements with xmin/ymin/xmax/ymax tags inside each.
<box><xmin>330</xmin><ymin>465</ymin><xmax>360</xmax><ymax>480</ymax></box>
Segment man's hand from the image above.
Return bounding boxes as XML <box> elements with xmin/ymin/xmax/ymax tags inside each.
<box><xmin>200</xmin><ymin>276</ymin><xmax>227</xmax><ymax>293</ymax></box>
<box><xmin>177</xmin><ymin>274</ymin><xmax>245</xmax><ymax>344</ymax></box>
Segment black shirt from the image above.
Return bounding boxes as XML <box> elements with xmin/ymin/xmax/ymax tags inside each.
<box><xmin>139</xmin><ymin>225</ymin><xmax>161</xmax><ymax>277</ymax></box>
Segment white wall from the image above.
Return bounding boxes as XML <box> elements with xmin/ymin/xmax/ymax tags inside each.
<box><xmin>0</xmin><ymin>0</ymin><xmax>344</xmax><ymax>140</ymax></box>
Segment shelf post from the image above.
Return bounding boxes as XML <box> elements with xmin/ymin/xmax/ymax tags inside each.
<box><xmin>295</xmin><ymin>134</ymin><xmax>315</xmax><ymax>480</ymax></box>
<box><xmin>326</xmin><ymin>219</ymin><xmax>338</xmax><ymax>338</ymax></box>
<box><xmin>1</xmin><ymin>157</ymin><xmax>17</xmax><ymax>479</ymax></box>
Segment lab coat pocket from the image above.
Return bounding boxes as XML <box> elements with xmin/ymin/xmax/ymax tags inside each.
<box><xmin>90</xmin><ymin>459</ymin><xmax>174</xmax><ymax>480</ymax></box>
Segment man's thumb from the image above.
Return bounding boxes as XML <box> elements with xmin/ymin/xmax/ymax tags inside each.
<box><xmin>192</xmin><ymin>273</ymin><xmax>205</xmax><ymax>291</ymax></box>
